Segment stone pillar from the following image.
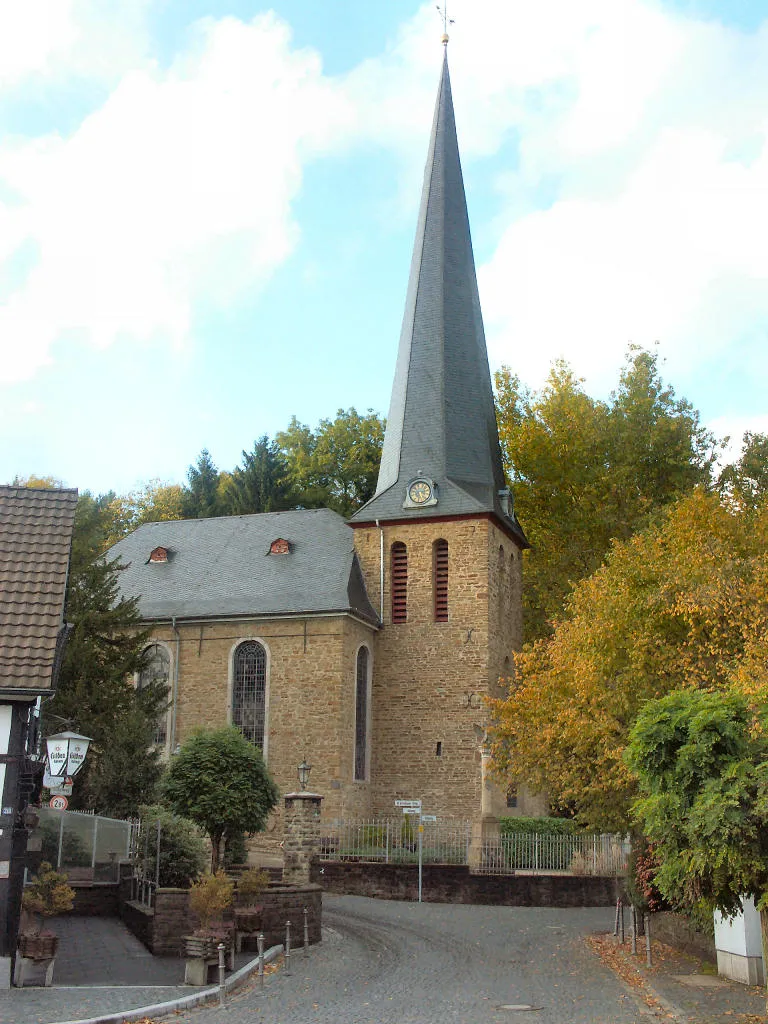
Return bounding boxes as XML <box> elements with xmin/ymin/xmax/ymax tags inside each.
<box><xmin>468</xmin><ymin>741</ymin><xmax>501</xmax><ymax>870</ymax></box>
<box><xmin>283</xmin><ymin>792</ymin><xmax>323</xmax><ymax>886</ymax></box>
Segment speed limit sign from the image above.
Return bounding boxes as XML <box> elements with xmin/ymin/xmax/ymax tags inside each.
<box><xmin>49</xmin><ymin>795</ymin><xmax>68</xmax><ymax>810</ymax></box>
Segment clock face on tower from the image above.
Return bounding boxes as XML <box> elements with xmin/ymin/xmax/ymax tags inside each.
<box><xmin>404</xmin><ymin>477</ymin><xmax>438</xmax><ymax>509</ymax></box>
<box><xmin>408</xmin><ymin>480</ymin><xmax>432</xmax><ymax>504</ymax></box>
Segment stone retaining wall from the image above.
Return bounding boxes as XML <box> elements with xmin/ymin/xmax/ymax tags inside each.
<box><xmin>118</xmin><ymin>882</ymin><xmax>322</xmax><ymax>956</ymax></box>
<box><xmin>312</xmin><ymin>861</ymin><xmax>622</xmax><ymax>907</ymax></box>
<box><xmin>651</xmin><ymin>911</ymin><xmax>716</xmax><ymax>962</ymax></box>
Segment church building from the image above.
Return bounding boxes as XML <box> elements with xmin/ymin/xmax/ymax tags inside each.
<box><xmin>108</xmin><ymin>49</ymin><xmax>538</xmax><ymax>831</ymax></box>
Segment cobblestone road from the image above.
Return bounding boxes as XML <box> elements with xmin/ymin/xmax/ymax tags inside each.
<box><xmin>164</xmin><ymin>895</ymin><xmax>646</xmax><ymax>1024</ymax></box>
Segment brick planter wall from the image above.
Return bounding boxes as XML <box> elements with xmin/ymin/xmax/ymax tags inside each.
<box><xmin>119</xmin><ymin>883</ymin><xmax>322</xmax><ymax>956</ymax></box>
<box><xmin>69</xmin><ymin>883</ymin><xmax>120</xmax><ymax>916</ymax></box>
<box><xmin>312</xmin><ymin>861</ymin><xmax>622</xmax><ymax>907</ymax></box>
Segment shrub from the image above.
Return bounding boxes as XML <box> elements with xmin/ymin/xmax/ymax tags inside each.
<box><xmin>237</xmin><ymin>868</ymin><xmax>269</xmax><ymax>906</ymax></box>
<box><xmin>137</xmin><ymin>805</ymin><xmax>206</xmax><ymax>888</ymax></box>
<box><xmin>189</xmin><ymin>870</ymin><xmax>234</xmax><ymax>932</ymax></box>
<box><xmin>499</xmin><ymin>816</ymin><xmax>578</xmax><ymax>837</ymax></box>
<box><xmin>22</xmin><ymin>862</ymin><xmax>75</xmax><ymax>935</ymax></box>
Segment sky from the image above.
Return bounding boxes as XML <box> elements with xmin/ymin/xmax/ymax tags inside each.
<box><xmin>2</xmin><ymin>0</ymin><xmax>768</xmax><ymax>495</ymax></box>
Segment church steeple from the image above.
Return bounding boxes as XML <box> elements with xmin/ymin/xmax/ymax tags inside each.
<box><xmin>351</xmin><ymin>53</ymin><xmax>526</xmax><ymax>545</ymax></box>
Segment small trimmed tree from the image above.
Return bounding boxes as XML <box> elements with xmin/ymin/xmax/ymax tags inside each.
<box><xmin>161</xmin><ymin>727</ymin><xmax>279</xmax><ymax>872</ymax></box>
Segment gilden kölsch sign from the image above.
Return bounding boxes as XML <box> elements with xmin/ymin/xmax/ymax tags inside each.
<box><xmin>45</xmin><ymin>731</ymin><xmax>92</xmax><ymax>778</ymax></box>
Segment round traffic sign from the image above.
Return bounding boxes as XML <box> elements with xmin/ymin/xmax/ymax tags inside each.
<box><xmin>49</xmin><ymin>795</ymin><xmax>68</xmax><ymax>810</ymax></box>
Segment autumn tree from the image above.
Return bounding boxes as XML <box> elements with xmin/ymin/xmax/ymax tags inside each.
<box><xmin>278</xmin><ymin>408</ymin><xmax>384</xmax><ymax>517</ymax></box>
<box><xmin>494</xmin><ymin>348</ymin><xmax>719</xmax><ymax>640</ymax></box>
<box><xmin>489</xmin><ymin>489</ymin><xmax>768</xmax><ymax>831</ymax></box>
<box><xmin>719</xmin><ymin>431</ymin><xmax>768</xmax><ymax>512</ymax></box>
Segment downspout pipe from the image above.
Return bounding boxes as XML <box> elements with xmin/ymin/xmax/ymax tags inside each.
<box><xmin>170</xmin><ymin>616</ymin><xmax>181</xmax><ymax>753</ymax></box>
<box><xmin>376</xmin><ymin>519</ymin><xmax>384</xmax><ymax>623</ymax></box>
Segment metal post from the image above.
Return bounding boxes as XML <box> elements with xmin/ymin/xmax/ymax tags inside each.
<box><xmin>57</xmin><ymin>813</ymin><xmax>65</xmax><ymax>869</ymax></box>
<box><xmin>385</xmin><ymin>820</ymin><xmax>390</xmax><ymax>864</ymax></box>
<box><xmin>154</xmin><ymin>819</ymin><xmax>161</xmax><ymax>906</ymax></box>
<box><xmin>644</xmin><ymin>914</ymin><xmax>652</xmax><ymax>967</ymax></box>
<box><xmin>418</xmin><ymin>821</ymin><xmax>423</xmax><ymax>903</ymax></box>
<box><xmin>285</xmin><ymin>920</ymin><xmax>291</xmax><ymax>975</ymax></box>
<box><xmin>91</xmin><ymin>816</ymin><xmax>99</xmax><ymax>870</ymax></box>
<box><xmin>614</xmin><ymin>898</ymin><xmax>620</xmax><ymax>936</ymax></box>
<box><xmin>303</xmin><ymin>906</ymin><xmax>309</xmax><ymax>957</ymax></box>
<box><xmin>258</xmin><ymin>932</ymin><xmax>265</xmax><ymax>987</ymax></box>
<box><xmin>142</xmin><ymin>822</ymin><xmax>150</xmax><ymax>904</ymax></box>
<box><xmin>218</xmin><ymin>943</ymin><xmax>226</xmax><ymax>1006</ymax></box>
<box><xmin>630</xmin><ymin>905</ymin><xmax>637</xmax><ymax>954</ymax></box>
<box><xmin>620</xmin><ymin>900</ymin><xmax>625</xmax><ymax>944</ymax></box>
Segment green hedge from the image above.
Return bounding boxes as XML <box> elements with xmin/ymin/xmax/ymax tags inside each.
<box><xmin>499</xmin><ymin>817</ymin><xmax>578</xmax><ymax>837</ymax></box>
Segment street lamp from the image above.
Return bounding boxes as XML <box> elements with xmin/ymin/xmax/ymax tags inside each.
<box><xmin>297</xmin><ymin>759</ymin><xmax>312</xmax><ymax>791</ymax></box>
<box><xmin>45</xmin><ymin>731</ymin><xmax>92</xmax><ymax>779</ymax></box>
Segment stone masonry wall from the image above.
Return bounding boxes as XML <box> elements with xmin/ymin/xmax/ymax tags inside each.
<box><xmin>312</xmin><ymin>860</ymin><xmax>621</xmax><ymax>907</ymax></box>
<box><xmin>145</xmin><ymin>614</ymin><xmax>376</xmax><ymax>834</ymax></box>
<box><xmin>353</xmin><ymin>516</ymin><xmax>524</xmax><ymax>821</ymax></box>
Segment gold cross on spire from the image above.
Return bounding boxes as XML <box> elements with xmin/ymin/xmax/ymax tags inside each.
<box><xmin>436</xmin><ymin>4</ymin><xmax>454</xmax><ymax>45</ymax></box>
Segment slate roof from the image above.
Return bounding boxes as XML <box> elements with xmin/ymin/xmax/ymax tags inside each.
<box><xmin>350</xmin><ymin>53</ymin><xmax>527</xmax><ymax>546</ymax></box>
<box><xmin>107</xmin><ymin>508</ymin><xmax>379</xmax><ymax>625</ymax></box>
<box><xmin>0</xmin><ymin>486</ymin><xmax>78</xmax><ymax>694</ymax></box>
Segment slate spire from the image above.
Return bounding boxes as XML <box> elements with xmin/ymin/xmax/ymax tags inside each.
<box><xmin>351</xmin><ymin>52</ymin><xmax>526</xmax><ymax>543</ymax></box>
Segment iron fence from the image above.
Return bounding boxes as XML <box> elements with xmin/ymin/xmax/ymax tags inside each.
<box><xmin>474</xmin><ymin>832</ymin><xmax>629</xmax><ymax>876</ymax></box>
<box><xmin>318</xmin><ymin>817</ymin><xmax>628</xmax><ymax>877</ymax></box>
<box><xmin>319</xmin><ymin>817</ymin><xmax>472</xmax><ymax>865</ymax></box>
<box><xmin>32</xmin><ymin>807</ymin><xmax>136</xmax><ymax>882</ymax></box>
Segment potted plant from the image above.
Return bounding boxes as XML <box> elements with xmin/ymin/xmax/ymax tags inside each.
<box><xmin>19</xmin><ymin>861</ymin><xmax>75</xmax><ymax>960</ymax></box>
<box><xmin>185</xmin><ymin>869</ymin><xmax>234</xmax><ymax>960</ymax></box>
<box><xmin>234</xmin><ymin>868</ymin><xmax>268</xmax><ymax>950</ymax></box>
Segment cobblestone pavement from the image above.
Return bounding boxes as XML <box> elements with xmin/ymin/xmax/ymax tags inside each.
<box><xmin>161</xmin><ymin>895</ymin><xmax>647</xmax><ymax>1024</ymax></box>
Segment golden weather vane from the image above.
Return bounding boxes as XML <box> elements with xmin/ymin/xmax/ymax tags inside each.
<box><xmin>436</xmin><ymin>4</ymin><xmax>454</xmax><ymax>45</ymax></box>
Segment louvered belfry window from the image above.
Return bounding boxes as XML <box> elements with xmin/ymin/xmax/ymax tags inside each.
<box><xmin>391</xmin><ymin>542</ymin><xmax>408</xmax><ymax>623</ymax></box>
<box><xmin>233</xmin><ymin>641</ymin><xmax>267</xmax><ymax>749</ymax></box>
<box><xmin>434</xmin><ymin>539</ymin><xmax>449</xmax><ymax>621</ymax></box>
<box><xmin>354</xmin><ymin>646</ymin><xmax>369</xmax><ymax>781</ymax></box>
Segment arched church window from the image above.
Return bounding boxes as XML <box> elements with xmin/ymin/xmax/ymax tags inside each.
<box><xmin>138</xmin><ymin>643</ymin><xmax>170</xmax><ymax>746</ymax></box>
<box><xmin>434</xmin><ymin>539</ymin><xmax>449</xmax><ymax>621</ymax></box>
<box><xmin>391</xmin><ymin>542</ymin><xmax>408</xmax><ymax>623</ymax></box>
<box><xmin>354</xmin><ymin>646</ymin><xmax>370</xmax><ymax>781</ymax></box>
<box><xmin>232</xmin><ymin>641</ymin><xmax>267</xmax><ymax>750</ymax></box>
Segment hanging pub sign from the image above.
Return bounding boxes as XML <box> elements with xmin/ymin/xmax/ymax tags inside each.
<box><xmin>45</xmin><ymin>731</ymin><xmax>92</xmax><ymax>778</ymax></box>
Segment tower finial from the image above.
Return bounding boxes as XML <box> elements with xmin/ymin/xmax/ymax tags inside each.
<box><xmin>436</xmin><ymin>4</ymin><xmax>454</xmax><ymax>46</ymax></box>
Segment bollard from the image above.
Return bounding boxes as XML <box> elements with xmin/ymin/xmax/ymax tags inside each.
<box><xmin>614</xmin><ymin>898</ymin><xmax>621</xmax><ymax>936</ymax></box>
<box><xmin>303</xmin><ymin>906</ymin><xmax>309</xmax><ymax>957</ymax></box>
<box><xmin>217</xmin><ymin>943</ymin><xmax>226</xmax><ymax>1007</ymax></box>
<box><xmin>630</xmin><ymin>905</ymin><xmax>637</xmax><ymax>955</ymax></box>
<box><xmin>257</xmin><ymin>932</ymin><xmax>265</xmax><ymax>988</ymax></box>
<box><xmin>285</xmin><ymin>920</ymin><xmax>291</xmax><ymax>976</ymax></box>
<box><xmin>619</xmin><ymin>900</ymin><xmax>625</xmax><ymax>944</ymax></box>
<box><xmin>644</xmin><ymin>913</ymin><xmax>652</xmax><ymax>967</ymax></box>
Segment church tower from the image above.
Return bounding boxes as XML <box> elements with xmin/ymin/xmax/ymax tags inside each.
<box><xmin>350</xmin><ymin>49</ymin><xmax>529</xmax><ymax>822</ymax></box>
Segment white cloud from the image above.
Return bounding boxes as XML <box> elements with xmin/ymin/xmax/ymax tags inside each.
<box><xmin>0</xmin><ymin>11</ymin><xmax>350</xmax><ymax>382</ymax></box>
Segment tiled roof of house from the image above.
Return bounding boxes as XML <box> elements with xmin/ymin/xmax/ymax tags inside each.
<box><xmin>0</xmin><ymin>486</ymin><xmax>78</xmax><ymax>694</ymax></box>
<box><xmin>107</xmin><ymin>507</ymin><xmax>380</xmax><ymax>625</ymax></box>
<box><xmin>350</xmin><ymin>54</ymin><xmax>527</xmax><ymax>547</ymax></box>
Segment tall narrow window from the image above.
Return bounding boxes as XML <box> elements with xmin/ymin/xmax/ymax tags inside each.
<box><xmin>138</xmin><ymin>643</ymin><xmax>170</xmax><ymax>746</ymax></box>
<box><xmin>434</xmin><ymin>539</ymin><xmax>449</xmax><ymax>621</ymax></box>
<box><xmin>354</xmin><ymin>646</ymin><xmax>369</xmax><ymax>781</ymax></box>
<box><xmin>391</xmin><ymin>542</ymin><xmax>408</xmax><ymax>623</ymax></box>
<box><xmin>233</xmin><ymin>641</ymin><xmax>267</xmax><ymax>749</ymax></box>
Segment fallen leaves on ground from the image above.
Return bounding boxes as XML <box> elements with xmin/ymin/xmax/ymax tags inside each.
<box><xmin>586</xmin><ymin>934</ymin><xmax>671</xmax><ymax>1017</ymax></box>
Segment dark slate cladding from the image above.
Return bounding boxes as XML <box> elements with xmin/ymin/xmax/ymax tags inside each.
<box><xmin>0</xmin><ymin>486</ymin><xmax>78</xmax><ymax>693</ymax></box>
<box><xmin>107</xmin><ymin>507</ymin><xmax>379</xmax><ymax>625</ymax></box>
<box><xmin>350</xmin><ymin>53</ymin><xmax>526</xmax><ymax>546</ymax></box>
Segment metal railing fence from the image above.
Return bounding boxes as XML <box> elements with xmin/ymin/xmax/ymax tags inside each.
<box><xmin>32</xmin><ymin>807</ymin><xmax>136</xmax><ymax>882</ymax></box>
<box><xmin>476</xmin><ymin>832</ymin><xmax>629</xmax><ymax>876</ymax></box>
<box><xmin>319</xmin><ymin>817</ymin><xmax>472</xmax><ymax>865</ymax></box>
<box><xmin>318</xmin><ymin>817</ymin><xmax>628</xmax><ymax>877</ymax></box>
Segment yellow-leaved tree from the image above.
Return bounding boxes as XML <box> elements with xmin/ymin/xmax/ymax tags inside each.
<box><xmin>489</xmin><ymin>488</ymin><xmax>768</xmax><ymax>831</ymax></box>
